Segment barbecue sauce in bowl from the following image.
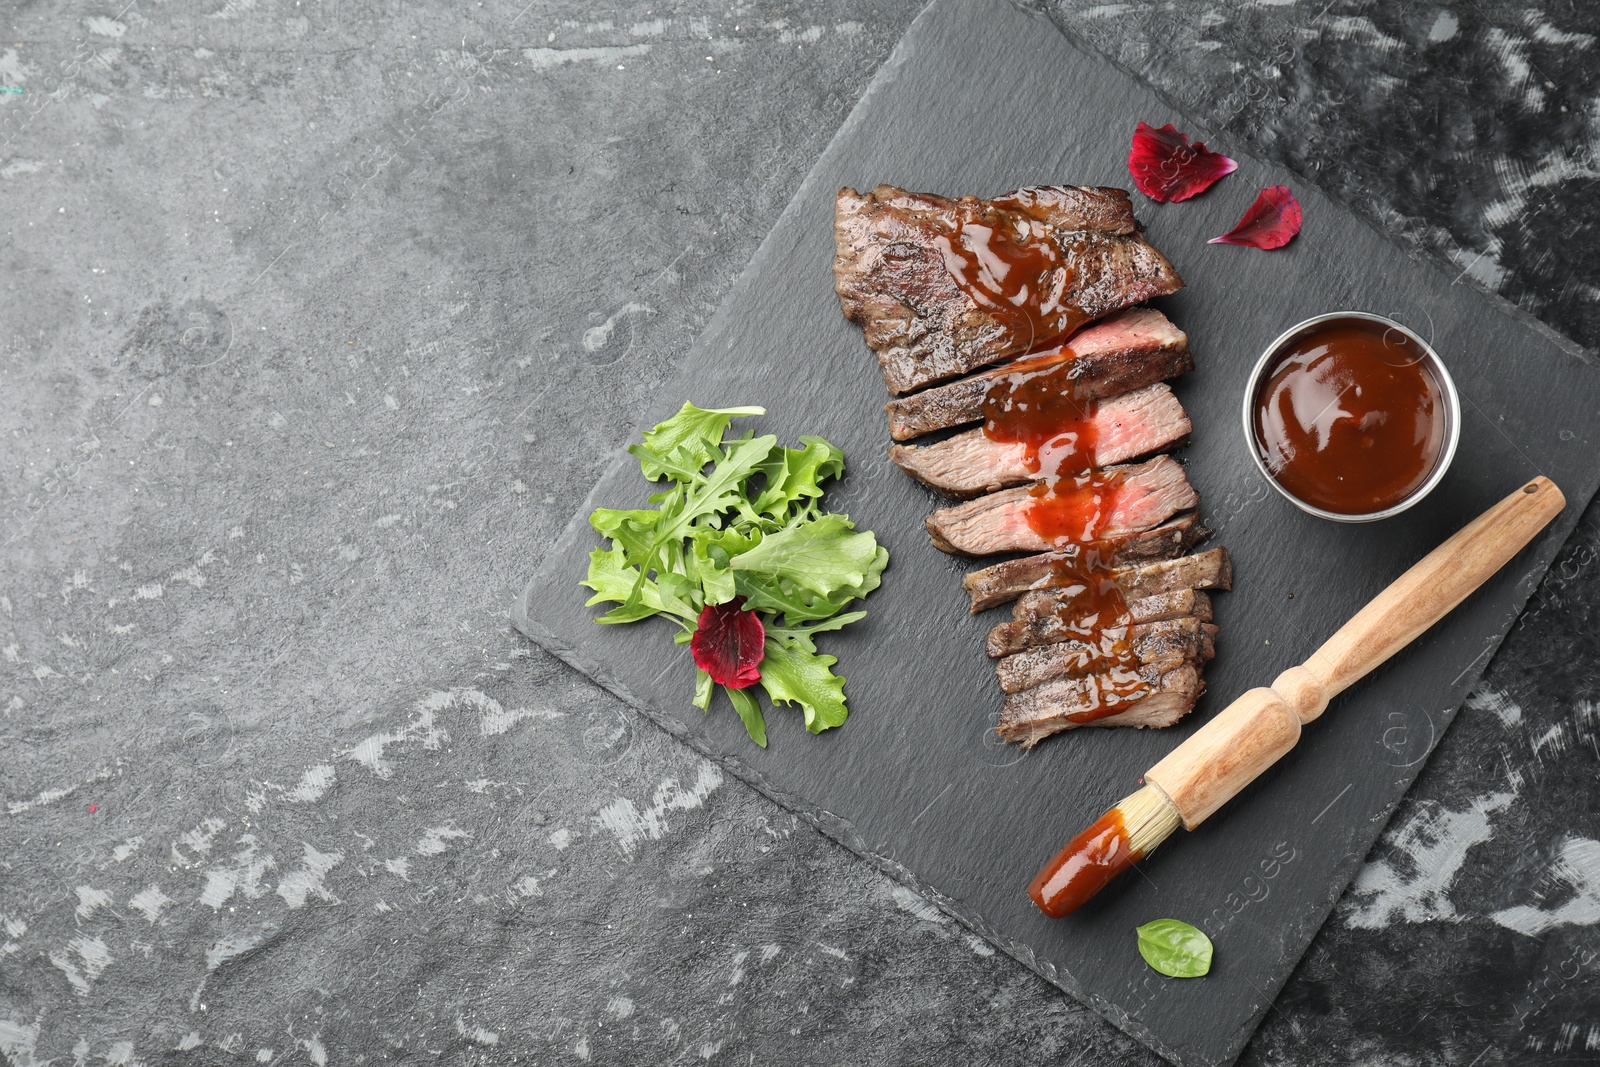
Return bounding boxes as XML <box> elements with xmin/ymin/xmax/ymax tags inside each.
<box><xmin>1251</xmin><ymin>317</ymin><xmax>1447</xmax><ymax>517</ymax></box>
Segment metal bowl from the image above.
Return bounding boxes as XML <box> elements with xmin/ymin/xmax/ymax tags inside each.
<box><xmin>1241</xmin><ymin>311</ymin><xmax>1461</xmax><ymax>523</ymax></box>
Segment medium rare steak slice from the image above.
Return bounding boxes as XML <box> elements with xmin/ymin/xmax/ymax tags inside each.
<box><xmin>986</xmin><ymin>589</ymin><xmax>1213</xmax><ymax>657</ymax></box>
<box><xmin>962</xmin><ymin>512</ymin><xmax>1210</xmax><ymax>612</ymax></box>
<box><xmin>834</xmin><ymin>186</ymin><xmax>1185</xmax><ymax>394</ymax></box>
<box><xmin>996</xmin><ymin>659</ymin><xmax>1202</xmax><ymax>747</ymax></box>
<box><xmin>995</xmin><ymin>617</ymin><xmax>1215</xmax><ymax>693</ymax></box>
<box><xmin>889</xmin><ymin>384</ymin><xmax>1191</xmax><ymax>498</ymax></box>
<box><xmin>884</xmin><ymin>308</ymin><xmax>1192</xmax><ymax>441</ymax></box>
<box><xmin>1009</xmin><ymin>547</ymin><xmax>1232</xmax><ymax>622</ymax></box>
<box><xmin>925</xmin><ymin>456</ymin><xmax>1198</xmax><ymax>556</ymax></box>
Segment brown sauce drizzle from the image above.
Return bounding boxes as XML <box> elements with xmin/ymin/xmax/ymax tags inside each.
<box><xmin>1028</xmin><ymin>808</ymin><xmax>1142</xmax><ymax>918</ymax></box>
<box><xmin>1252</xmin><ymin>317</ymin><xmax>1445</xmax><ymax>515</ymax></box>
<box><xmin>1022</xmin><ymin>469</ymin><xmax>1125</xmax><ymax>545</ymax></box>
<box><xmin>1020</xmin><ymin>544</ymin><xmax>1151</xmax><ymax>721</ymax></box>
<box><xmin>933</xmin><ymin>204</ymin><xmax>1084</xmax><ymax>351</ymax></box>
<box><xmin>981</xmin><ymin>359</ymin><xmax>1101</xmax><ymax>478</ymax></box>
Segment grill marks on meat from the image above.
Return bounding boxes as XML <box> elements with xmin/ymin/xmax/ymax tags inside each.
<box><xmin>834</xmin><ymin>186</ymin><xmax>1185</xmax><ymax>395</ymax></box>
<box><xmin>889</xmin><ymin>384</ymin><xmax>1190</xmax><ymax>498</ymax></box>
<box><xmin>987</xmin><ymin>589</ymin><xmax>1213</xmax><ymax>658</ymax></box>
<box><xmin>996</xmin><ymin>659</ymin><xmax>1204</xmax><ymax>748</ymax></box>
<box><xmin>836</xmin><ymin>181</ymin><xmax>1224</xmax><ymax>743</ymax></box>
<box><xmin>996</xmin><ymin>617</ymin><xmax>1215</xmax><ymax>693</ymax></box>
<box><xmin>961</xmin><ymin>513</ymin><xmax>1210</xmax><ymax>612</ymax></box>
<box><xmin>1010</xmin><ymin>547</ymin><xmax>1231</xmax><ymax>620</ymax></box>
<box><xmin>884</xmin><ymin>309</ymin><xmax>1192</xmax><ymax>442</ymax></box>
<box><xmin>925</xmin><ymin>456</ymin><xmax>1198</xmax><ymax>556</ymax></box>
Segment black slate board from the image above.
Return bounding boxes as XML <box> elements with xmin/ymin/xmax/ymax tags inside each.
<box><xmin>512</xmin><ymin>2</ymin><xmax>1600</xmax><ymax>1063</ymax></box>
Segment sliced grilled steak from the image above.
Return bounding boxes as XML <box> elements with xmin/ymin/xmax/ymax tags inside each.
<box><xmin>995</xmin><ymin>617</ymin><xmax>1214</xmax><ymax>693</ymax></box>
<box><xmin>962</xmin><ymin>512</ymin><xmax>1210</xmax><ymax>612</ymax></box>
<box><xmin>996</xmin><ymin>659</ymin><xmax>1202</xmax><ymax>747</ymax></box>
<box><xmin>986</xmin><ymin>590</ymin><xmax>1212</xmax><ymax>657</ymax></box>
<box><xmin>925</xmin><ymin>456</ymin><xmax>1198</xmax><ymax>556</ymax></box>
<box><xmin>889</xmin><ymin>384</ymin><xmax>1191</xmax><ymax>498</ymax></box>
<box><xmin>884</xmin><ymin>308</ymin><xmax>1192</xmax><ymax>441</ymax></box>
<box><xmin>1009</xmin><ymin>547</ymin><xmax>1232</xmax><ymax>622</ymax></box>
<box><xmin>834</xmin><ymin>186</ymin><xmax>1185</xmax><ymax>395</ymax></box>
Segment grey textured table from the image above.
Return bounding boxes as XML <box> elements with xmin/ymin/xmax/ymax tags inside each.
<box><xmin>2</xmin><ymin>2</ymin><xmax>1597</xmax><ymax>1065</ymax></box>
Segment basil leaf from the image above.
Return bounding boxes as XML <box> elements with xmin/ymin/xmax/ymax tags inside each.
<box><xmin>1135</xmin><ymin>919</ymin><xmax>1213</xmax><ymax>978</ymax></box>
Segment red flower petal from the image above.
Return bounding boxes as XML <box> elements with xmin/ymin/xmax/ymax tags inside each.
<box><xmin>690</xmin><ymin>596</ymin><xmax>765</xmax><ymax>688</ymax></box>
<box><xmin>1209</xmin><ymin>186</ymin><xmax>1303</xmax><ymax>249</ymax></box>
<box><xmin>1127</xmin><ymin>122</ymin><xmax>1238</xmax><ymax>203</ymax></box>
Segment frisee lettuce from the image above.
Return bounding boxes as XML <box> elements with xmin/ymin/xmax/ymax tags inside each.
<box><xmin>582</xmin><ymin>403</ymin><xmax>888</xmax><ymax>746</ymax></box>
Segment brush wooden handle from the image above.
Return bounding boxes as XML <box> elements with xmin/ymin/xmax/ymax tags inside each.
<box><xmin>1147</xmin><ymin>476</ymin><xmax>1565</xmax><ymax>829</ymax></box>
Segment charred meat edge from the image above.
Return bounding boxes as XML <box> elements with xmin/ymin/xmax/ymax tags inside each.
<box><xmin>962</xmin><ymin>512</ymin><xmax>1211</xmax><ymax>613</ymax></box>
<box><xmin>1010</xmin><ymin>547</ymin><xmax>1232</xmax><ymax>623</ymax></box>
<box><xmin>833</xmin><ymin>185</ymin><xmax>1185</xmax><ymax>395</ymax></box>
<box><xmin>995</xmin><ymin>617</ymin><xmax>1216</xmax><ymax>694</ymax></box>
<box><xmin>884</xmin><ymin>308</ymin><xmax>1192</xmax><ymax>442</ymax></box>
<box><xmin>889</xmin><ymin>383</ymin><xmax>1192</xmax><ymax>499</ymax></box>
<box><xmin>987</xmin><ymin>589</ymin><xmax>1213</xmax><ymax>658</ymax></box>
<box><xmin>925</xmin><ymin>455</ymin><xmax>1198</xmax><ymax>557</ymax></box>
<box><xmin>996</xmin><ymin>658</ymin><xmax>1202</xmax><ymax>748</ymax></box>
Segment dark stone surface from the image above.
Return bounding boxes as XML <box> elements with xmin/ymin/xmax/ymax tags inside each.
<box><xmin>1</xmin><ymin>2</ymin><xmax>1596</xmax><ymax>1064</ymax></box>
<box><xmin>510</xmin><ymin>2</ymin><xmax>1600</xmax><ymax>1063</ymax></box>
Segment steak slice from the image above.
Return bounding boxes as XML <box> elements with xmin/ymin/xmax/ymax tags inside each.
<box><xmin>889</xmin><ymin>383</ymin><xmax>1191</xmax><ymax>498</ymax></box>
<box><xmin>996</xmin><ymin>658</ymin><xmax>1203</xmax><ymax>747</ymax></box>
<box><xmin>962</xmin><ymin>512</ymin><xmax>1210</xmax><ymax>612</ymax></box>
<box><xmin>884</xmin><ymin>308</ymin><xmax>1192</xmax><ymax>441</ymax></box>
<box><xmin>995</xmin><ymin>617</ymin><xmax>1214</xmax><ymax>693</ymax></box>
<box><xmin>986</xmin><ymin>589</ymin><xmax>1213</xmax><ymax>657</ymax></box>
<box><xmin>925</xmin><ymin>456</ymin><xmax>1198</xmax><ymax>556</ymax></box>
<box><xmin>834</xmin><ymin>186</ymin><xmax>1185</xmax><ymax>395</ymax></box>
<box><xmin>1010</xmin><ymin>547</ymin><xmax>1232</xmax><ymax>622</ymax></box>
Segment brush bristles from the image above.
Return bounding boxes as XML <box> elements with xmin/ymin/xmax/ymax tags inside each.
<box><xmin>1116</xmin><ymin>784</ymin><xmax>1182</xmax><ymax>856</ymax></box>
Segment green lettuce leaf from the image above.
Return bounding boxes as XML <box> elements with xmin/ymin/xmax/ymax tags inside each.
<box><xmin>725</xmin><ymin>686</ymin><xmax>769</xmax><ymax>747</ymax></box>
<box><xmin>758</xmin><ymin>632</ymin><xmax>849</xmax><ymax>734</ymax></box>
<box><xmin>751</xmin><ymin>436</ymin><xmax>845</xmax><ymax>522</ymax></box>
<box><xmin>729</xmin><ymin>513</ymin><xmax>885</xmax><ymax>602</ymax></box>
<box><xmin>582</xmin><ymin>404</ymin><xmax>885</xmax><ymax>746</ymax></box>
<box><xmin>629</xmin><ymin>402</ymin><xmax>766</xmax><ymax>482</ymax></box>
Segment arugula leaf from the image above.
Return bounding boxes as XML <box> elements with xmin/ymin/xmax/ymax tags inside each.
<box><xmin>581</xmin><ymin>546</ymin><xmax>697</xmax><ymax>624</ymax></box>
<box><xmin>624</xmin><ymin>435</ymin><xmax>776</xmax><ymax>611</ymax></box>
<box><xmin>629</xmin><ymin>402</ymin><xmax>766</xmax><ymax>482</ymax></box>
<box><xmin>588</xmin><ymin>507</ymin><xmax>661</xmax><ymax>563</ymax></box>
<box><xmin>765</xmin><ymin>611</ymin><xmax>867</xmax><ymax>642</ymax></box>
<box><xmin>1135</xmin><ymin>919</ymin><xmax>1214</xmax><ymax>978</ymax></box>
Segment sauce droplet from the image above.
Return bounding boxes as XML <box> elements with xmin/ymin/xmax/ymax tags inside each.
<box><xmin>1028</xmin><ymin>808</ymin><xmax>1142</xmax><ymax>918</ymax></box>
<box><xmin>1252</xmin><ymin>317</ymin><xmax>1445</xmax><ymax>515</ymax></box>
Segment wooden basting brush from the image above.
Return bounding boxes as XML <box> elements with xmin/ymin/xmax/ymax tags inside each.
<box><xmin>1030</xmin><ymin>476</ymin><xmax>1566</xmax><ymax>918</ymax></box>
